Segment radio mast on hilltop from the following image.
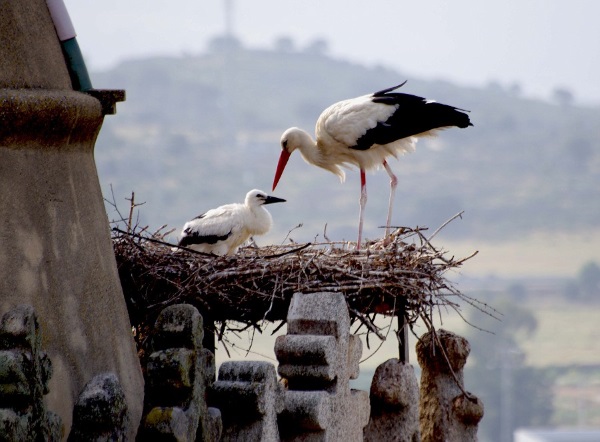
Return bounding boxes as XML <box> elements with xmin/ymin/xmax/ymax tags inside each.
<box><xmin>219</xmin><ymin>0</ymin><xmax>239</xmax><ymax>151</ymax></box>
<box><xmin>224</xmin><ymin>0</ymin><xmax>234</xmax><ymax>38</ymax></box>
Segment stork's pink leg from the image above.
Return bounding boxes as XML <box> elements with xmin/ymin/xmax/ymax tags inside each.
<box><xmin>357</xmin><ymin>169</ymin><xmax>367</xmax><ymax>249</ymax></box>
<box><xmin>383</xmin><ymin>160</ymin><xmax>398</xmax><ymax>238</ymax></box>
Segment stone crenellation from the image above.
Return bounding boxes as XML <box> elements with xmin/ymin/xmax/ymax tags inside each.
<box><xmin>275</xmin><ymin>292</ymin><xmax>370</xmax><ymax>441</ymax></box>
<box><xmin>364</xmin><ymin>358</ymin><xmax>421</xmax><ymax>442</ymax></box>
<box><xmin>212</xmin><ymin>361</ymin><xmax>283</xmax><ymax>441</ymax></box>
<box><xmin>417</xmin><ymin>329</ymin><xmax>484</xmax><ymax>442</ymax></box>
<box><xmin>0</xmin><ymin>297</ymin><xmax>483</xmax><ymax>441</ymax></box>
<box><xmin>137</xmin><ymin>304</ymin><xmax>222</xmax><ymax>441</ymax></box>
<box><xmin>68</xmin><ymin>373</ymin><xmax>128</xmax><ymax>442</ymax></box>
<box><xmin>0</xmin><ymin>305</ymin><xmax>62</xmax><ymax>441</ymax></box>
<box><xmin>0</xmin><ymin>298</ymin><xmax>485</xmax><ymax>441</ymax></box>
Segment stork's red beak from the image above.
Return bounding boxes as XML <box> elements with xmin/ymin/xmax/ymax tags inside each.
<box><xmin>272</xmin><ymin>150</ymin><xmax>291</xmax><ymax>191</ymax></box>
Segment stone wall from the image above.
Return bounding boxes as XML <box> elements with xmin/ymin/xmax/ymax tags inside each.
<box><xmin>0</xmin><ymin>294</ymin><xmax>483</xmax><ymax>441</ymax></box>
<box><xmin>137</xmin><ymin>293</ymin><xmax>483</xmax><ymax>441</ymax></box>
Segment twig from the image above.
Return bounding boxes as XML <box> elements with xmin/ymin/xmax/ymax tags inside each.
<box><xmin>112</xmin><ymin>227</ymin><xmax>215</xmax><ymax>256</ymax></box>
<box><xmin>323</xmin><ymin>223</ymin><xmax>331</xmax><ymax>242</ymax></box>
<box><xmin>104</xmin><ymin>184</ymin><xmax>128</xmax><ymax>225</ymax></box>
<box><xmin>349</xmin><ymin>308</ymin><xmax>386</xmax><ymax>340</ymax></box>
<box><xmin>124</xmin><ymin>192</ymin><xmax>146</xmax><ymax>233</ymax></box>
<box><xmin>427</xmin><ymin>211</ymin><xmax>464</xmax><ymax>243</ymax></box>
<box><xmin>281</xmin><ymin>223</ymin><xmax>303</xmax><ymax>244</ymax></box>
<box><xmin>423</xmin><ymin>325</ymin><xmax>479</xmax><ymax>403</ymax></box>
<box><xmin>262</xmin><ymin>243</ymin><xmax>311</xmax><ymax>259</ymax></box>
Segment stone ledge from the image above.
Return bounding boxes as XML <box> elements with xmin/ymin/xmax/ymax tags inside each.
<box><xmin>0</xmin><ymin>89</ymin><xmax>102</xmax><ymax>148</ymax></box>
<box><xmin>84</xmin><ymin>89</ymin><xmax>126</xmax><ymax>116</ymax></box>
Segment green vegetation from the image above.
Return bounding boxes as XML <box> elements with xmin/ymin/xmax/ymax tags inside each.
<box><xmin>460</xmin><ymin>271</ymin><xmax>600</xmax><ymax>440</ymax></box>
<box><xmin>564</xmin><ymin>261</ymin><xmax>600</xmax><ymax>302</ymax></box>
<box><xmin>464</xmin><ymin>300</ymin><xmax>554</xmax><ymax>441</ymax></box>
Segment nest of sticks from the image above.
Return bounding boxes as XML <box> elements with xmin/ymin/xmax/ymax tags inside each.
<box><xmin>112</xmin><ymin>206</ymin><xmax>485</xmax><ymax>356</ymax></box>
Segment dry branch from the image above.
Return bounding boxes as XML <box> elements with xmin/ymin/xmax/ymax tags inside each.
<box><xmin>112</xmin><ymin>214</ymin><xmax>491</xmax><ymax>355</ymax></box>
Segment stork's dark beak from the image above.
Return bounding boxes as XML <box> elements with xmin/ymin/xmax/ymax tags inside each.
<box><xmin>263</xmin><ymin>195</ymin><xmax>286</xmax><ymax>205</ymax></box>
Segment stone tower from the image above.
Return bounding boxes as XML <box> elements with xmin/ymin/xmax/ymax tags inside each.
<box><xmin>0</xmin><ymin>0</ymin><xmax>144</xmax><ymax>437</ymax></box>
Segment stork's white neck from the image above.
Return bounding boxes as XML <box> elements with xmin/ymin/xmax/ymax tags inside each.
<box><xmin>285</xmin><ymin>128</ymin><xmax>345</xmax><ymax>181</ymax></box>
<box><xmin>291</xmin><ymin>129</ymin><xmax>319</xmax><ymax>163</ymax></box>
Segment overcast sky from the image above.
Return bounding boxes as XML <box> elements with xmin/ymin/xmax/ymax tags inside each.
<box><xmin>64</xmin><ymin>0</ymin><xmax>600</xmax><ymax>105</ymax></box>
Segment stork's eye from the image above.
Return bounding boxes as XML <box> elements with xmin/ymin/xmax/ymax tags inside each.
<box><xmin>282</xmin><ymin>139</ymin><xmax>288</xmax><ymax>149</ymax></box>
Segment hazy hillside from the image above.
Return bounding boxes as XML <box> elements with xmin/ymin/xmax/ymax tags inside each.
<box><xmin>91</xmin><ymin>44</ymin><xmax>600</xmax><ymax>436</ymax></box>
<box><xmin>92</xmin><ymin>44</ymin><xmax>600</xmax><ymax>244</ymax></box>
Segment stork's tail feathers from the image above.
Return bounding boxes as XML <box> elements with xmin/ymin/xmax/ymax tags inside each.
<box><xmin>425</xmin><ymin>102</ymin><xmax>473</xmax><ymax>129</ymax></box>
<box><xmin>373</xmin><ymin>81</ymin><xmax>473</xmax><ymax>129</ymax></box>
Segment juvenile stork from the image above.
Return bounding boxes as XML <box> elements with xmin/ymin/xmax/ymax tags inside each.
<box><xmin>272</xmin><ymin>81</ymin><xmax>472</xmax><ymax>248</ymax></box>
<box><xmin>177</xmin><ymin>189</ymin><xmax>286</xmax><ymax>255</ymax></box>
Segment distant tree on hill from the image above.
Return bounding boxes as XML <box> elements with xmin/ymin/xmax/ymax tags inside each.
<box><xmin>208</xmin><ymin>35</ymin><xmax>242</xmax><ymax>53</ymax></box>
<box><xmin>304</xmin><ymin>39</ymin><xmax>329</xmax><ymax>56</ymax></box>
<box><xmin>464</xmin><ymin>301</ymin><xmax>554</xmax><ymax>442</ymax></box>
<box><xmin>563</xmin><ymin>137</ymin><xmax>593</xmax><ymax>173</ymax></box>
<box><xmin>552</xmin><ymin>87</ymin><xmax>575</xmax><ymax>106</ymax></box>
<box><xmin>565</xmin><ymin>261</ymin><xmax>600</xmax><ymax>301</ymax></box>
<box><xmin>274</xmin><ymin>36</ymin><xmax>296</xmax><ymax>53</ymax></box>
<box><xmin>507</xmin><ymin>82</ymin><xmax>522</xmax><ymax>97</ymax></box>
<box><xmin>506</xmin><ymin>282</ymin><xmax>528</xmax><ymax>300</ymax></box>
<box><xmin>579</xmin><ymin>262</ymin><xmax>600</xmax><ymax>297</ymax></box>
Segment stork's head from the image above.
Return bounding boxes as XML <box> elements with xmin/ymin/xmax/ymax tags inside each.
<box><xmin>245</xmin><ymin>189</ymin><xmax>286</xmax><ymax>207</ymax></box>
<box><xmin>273</xmin><ymin>127</ymin><xmax>312</xmax><ymax>190</ymax></box>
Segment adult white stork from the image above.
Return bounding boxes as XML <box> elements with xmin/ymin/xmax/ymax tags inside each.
<box><xmin>272</xmin><ymin>81</ymin><xmax>472</xmax><ymax>248</ymax></box>
<box><xmin>176</xmin><ymin>189</ymin><xmax>286</xmax><ymax>255</ymax></box>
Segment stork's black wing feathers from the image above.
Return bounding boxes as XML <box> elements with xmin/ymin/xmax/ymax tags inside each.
<box><xmin>351</xmin><ymin>85</ymin><xmax>472</xmax><ymax>151</ymax></box>
<box><xmin>178</xmin><ymin>215</ymin><xmax>233</xmax><ymax>246</ymax></box>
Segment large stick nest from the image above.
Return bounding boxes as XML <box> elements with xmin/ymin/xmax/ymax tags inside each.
<box><xmin>112</xmin><ymin>216</ymin><xmax>483</xmax><ymax>351</ymax></box>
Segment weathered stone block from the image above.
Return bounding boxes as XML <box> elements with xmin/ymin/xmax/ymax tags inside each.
<box><xmin>68</xmin><ymin>373</ymin><xmax>128</xmax><ymax>441</ymax></box>
<box><xmin>0</xmin><ymin>409</ymin><xmax>29</xmax><ymax>441</ymax></box>
<box><xmin>417</xmin><ymin>329</ymin><xmax>484</xmax><ymax>442</ymax></box>
<box><xmin>276</xmin><ymin>292</ymin><xmax>370</xmax><ymax>441</ymax></box>
<box><xmin>275</xmin><ymin>335</ymin><xmax>337</xmax><ymax>384</ymax></box>
<box><xmin>0</xmin><ymin>305</ymin><xmax>63</xmax><ymax>441</ymax></box>
<box><xmin>364</xmin><ymin>358</ymin><xmax>420</xmax><ymax>442</ymax></box>
<box><xmin>138</xmin><ymin>304</ymin><xmax>222</xmax><ymax>442</ymax></box>
<box><xmin>212</xmin><ymin>361</ymin><xmax>283</xmax><ymax>441</ymax></box>
<box><xmin>152</xmin><ymin>305</ymin><xmax>204</xmax><ymax>351</ymax></box>
<box><xmin>141</xmin><ymin>407</ymin><xmax>190</xmax><ymax>441</ymax></box>
<box><xmin>0</xmin><ymin>351</ymin><xmax>31</xmax><ymax>402</ymax></box>
<box><xmin>147</xmin><ymin>348</ymin><xmax>195</xmax><ymax>392</ymax></box>
<box><xmin>279</xmin><ymin>390</ymin><xmax>331</xmax><ymax>432</ymax></box>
